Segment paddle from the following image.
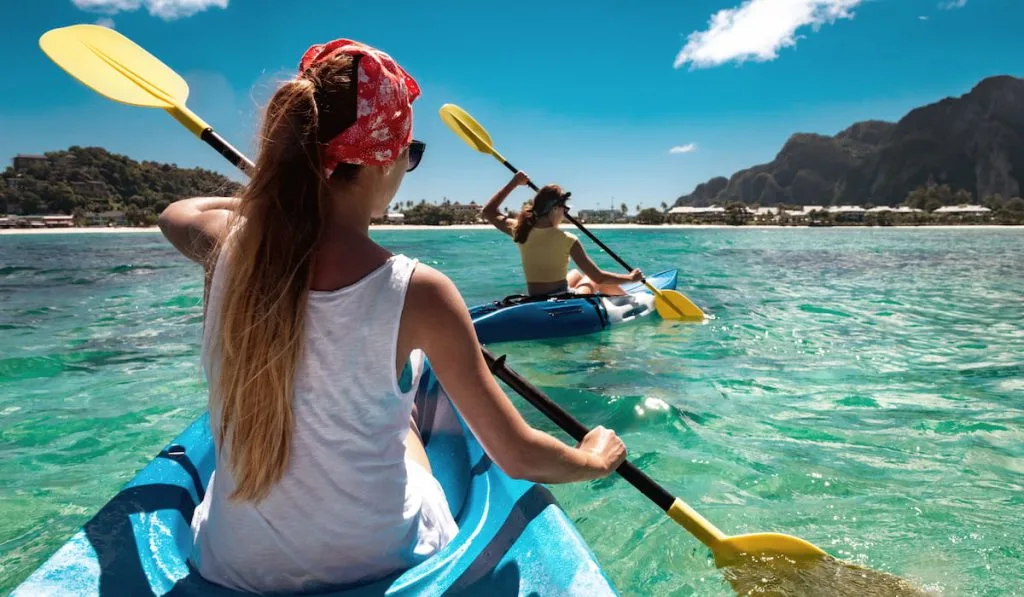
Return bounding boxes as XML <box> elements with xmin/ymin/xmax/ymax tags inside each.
<box><xmin>39</xmin><ymin>22</ymin><xmax>829</xmax><ymax>570</ymax></box>
<box><xmin>483</xmin><ymin>353</ymin><xmax>827</xmax><ymax>569</ymax></box>
<box><xmin>39</xmin><ymin>24</ymin><xmax>253</xmax><ymax>175</ymax></box>
<box><xmin>439</xmin><ymin>103</ymin><xmax>706</xmax><ymax>322</ymax></box>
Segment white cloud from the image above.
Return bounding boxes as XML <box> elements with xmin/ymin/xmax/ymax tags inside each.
<box><xmin>73</xmin><ymin>0</ymin><xmax>136</xmax><ymax>11</ymax></box>
<box><xmin>95</xmin><ymin>16</ymin><xmax>116</xmax><ymax>28</ymax></box>
<box><xmin>674</xmin><ymin>0</ymin><xmax>864</xmax><ymax>69</ymax></box>
<box><xmin>939</xmin><ymin>0</ymin><xmax>967</xmax><ymax>8</ymax></box>
<box><xmin>71</xmin><ymin>0</ymin><xmax>228</xmax><ymax>20</ymax></box>
<box><xmin>669</xmin><ymin>143</ymin><xmax>698</xmax><ymax>154</ymax></box>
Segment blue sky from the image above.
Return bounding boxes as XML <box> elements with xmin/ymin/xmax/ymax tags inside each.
<box><xmin>1</xmin><ymin>0</ymin><xmax>1022</xmax><ymax>210</ymax></box>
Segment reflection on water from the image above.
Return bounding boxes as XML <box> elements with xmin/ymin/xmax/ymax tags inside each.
<box><xmin>723</xmin><ymin>555</ymin><xmax>934</xmax><ymax>596</ymax></box>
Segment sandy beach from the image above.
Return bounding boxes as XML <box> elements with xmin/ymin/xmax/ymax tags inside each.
<box><xmin>1</xmin><ymin>223</ymin><xmax>1020</xmax><ymax>235</ymax></box>
<box><xmin>0</xmin><ymin>226</ymin><xmax>163</xmax><ymax>235</ymax></box>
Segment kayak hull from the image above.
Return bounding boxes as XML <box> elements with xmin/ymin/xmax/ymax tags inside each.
<box><xmin>12</xmin><ymin>366</ymin><xmax>617</xmax><ymax>596</ymax></box>
<box><xmin>470</xmin><ymin>269</ymin><xmax>678</xmax><ymax>345</ymax></box>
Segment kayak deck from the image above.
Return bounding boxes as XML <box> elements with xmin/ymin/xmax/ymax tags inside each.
<box><xmin>13</xmin><ymin>366</ymin><xmax>617</xmax><ymax>596</ymax></box>
<box><xmin>471</xmin><ymin>269</ymin><xmax>678</xmax><ymax>345</ymax></box>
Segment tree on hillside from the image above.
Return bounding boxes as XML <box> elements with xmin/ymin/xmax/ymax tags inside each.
<box><xmin>982</xmin><ymin>194</ymin><xmax>1006</xmax><ymax>210</ymax></box>
<box><xmin>864</xmin><ymin>211</ymin><xmax>893</xmax><ymax>227</ymax></box>
<box><xmin>808</xmin><ymin>208</ymin><xmax>832</xmax><ymax>226</ymax></box>
<box><xmin>906</xmin><ymin>183</ymin><xmax>973</xmax><ymax>211</ymax></box>
<box><xmin>403</xmin><ymin>203</ymin><xmax>456</xmax><ymax>226</ymax></box>
<box><xmin>635</xmin><ymin>208</ymin><xmax>664</xmax><ymax>225</ymax></box>
<box><xmin>0</xmin><ymin>146</ymin><xmax>241</xmax><ymax>222</ymax></box>
<box><xmin>724</xmin><ymin>202</ymin><xmax>748</xmax><ymax>226</ymax></box>
<box><xmin>952</xmin><ymin>188</ymin><xmax>972</xmax><ymax>205</ymax></box>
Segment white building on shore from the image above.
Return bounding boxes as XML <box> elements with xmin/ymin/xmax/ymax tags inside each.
<box><xmin>933</xmin><ymin>205</ymin><xmax>992</xmax><ymax>216</ymax></box>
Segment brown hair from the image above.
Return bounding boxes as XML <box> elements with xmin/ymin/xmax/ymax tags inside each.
<box><xmin>213</xmin><ymin>54</ymin><xmax>360</xmax><ymax>502</ymax></box>
<box><xmin>513</xmin><ymin>184</ymin><xmax>567</xmax><ymax>244</ymax></box>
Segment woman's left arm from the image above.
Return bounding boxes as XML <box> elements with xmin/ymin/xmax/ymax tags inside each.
<box><xmin>569</xmin><ymin>241</ymin><xmax>642</xmax><ymax>285</ymax></box>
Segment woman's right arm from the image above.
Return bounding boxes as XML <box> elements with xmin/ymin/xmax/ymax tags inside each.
<box><xmin>158</xmin><ymin>197</ymin><xmax>240</xmax><ymax>267</ymax></box>
<box><xmin>402</xmin><ymin>264</ymin><xmax>627</xmax><ymax>483</ymax></box>
<box><xmin>480</xmin><ymin>172</ymin><xmax>530</xmax><ymax>237</ymax></box>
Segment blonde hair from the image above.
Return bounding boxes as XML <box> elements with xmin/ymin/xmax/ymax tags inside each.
<box><xmin>513</xmin><ymin>184</ymin><xmax>567</xmax><ymax>244</ymax></box>
<box><xmin>213</xmin><ymin>54</ymin><xmax>360</xmax><ymax>502</ymax></box>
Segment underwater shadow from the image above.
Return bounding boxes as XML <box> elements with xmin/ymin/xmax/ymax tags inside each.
<box><xmin>85</xmin><ymin>448</ymin><xmax>204</xmax><ymax>595</ymax></box>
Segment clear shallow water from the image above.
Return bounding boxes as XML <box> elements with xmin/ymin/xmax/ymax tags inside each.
<box><xmin>1</xmin><ymin>228</ymin><xmax>1021</xmax><ymax>596</ymax></box>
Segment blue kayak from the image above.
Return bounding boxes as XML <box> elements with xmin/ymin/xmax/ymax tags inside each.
<box><xmin>12</xmin><ymin>365</ymin><xmax>618</xmax><ymax>596</ymax></box>
<box><xmin>471</xmin><ymin>269</ymin><xmax>678</xmax><ymax>345</ymax></box>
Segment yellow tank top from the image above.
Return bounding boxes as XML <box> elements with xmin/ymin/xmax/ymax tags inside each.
<box><xmin>516</xmin><ymin>226</ymin><xmax>578</xmax><ymax>283</ymax></box>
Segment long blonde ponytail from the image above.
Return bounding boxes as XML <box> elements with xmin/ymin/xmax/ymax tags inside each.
<box><xmin>213</xmin><ymin>54</ymin><xmax>359</xmax><ymax>502</ymax></box>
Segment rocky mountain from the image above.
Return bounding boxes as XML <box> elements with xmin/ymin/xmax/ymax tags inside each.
<box><xmin>675</xmin><ymin>76</ymin><xmax>1024</xmax><ymax>207</ymax></box>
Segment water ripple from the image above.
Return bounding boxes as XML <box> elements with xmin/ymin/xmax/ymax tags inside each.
<box><xmin>1</xmin><ymin>228</ymin><xmax>1022</xmax><ymax>595</ymax></box>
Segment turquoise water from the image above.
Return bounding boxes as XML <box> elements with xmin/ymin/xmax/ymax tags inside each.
<box><xmin>1</xmin><ymin>228</ymin><xmax>1022</xmax><ymax>596</ymax></box>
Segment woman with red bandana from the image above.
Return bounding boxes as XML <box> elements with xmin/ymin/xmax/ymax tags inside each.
<box><xmin>157</xmin><ymin>40</ymin><xmax>627</xmax><ymax>592</ymax></box>
<box><xmin>481</xmin><ymin>172</ymin><xmax>643</xmax><ymax>297</ymax></box>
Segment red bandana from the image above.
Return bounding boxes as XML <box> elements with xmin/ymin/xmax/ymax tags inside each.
<box><xmin>298</xmin><ymin>39</ymin><xmax>421</xmax><ymax>174</ymax></box>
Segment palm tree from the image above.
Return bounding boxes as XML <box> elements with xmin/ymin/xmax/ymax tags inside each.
<box><xmin>661</xmin><ymin>201</ymin><xmax>668</xmax><ymax>212</ymax></box>
<box><xmin>635</xmin><ymin>203</ymin><xmax>641</xmax><ymax>214</ymax></box>
<box><xmin>619</xmin><ymin>202</ymin><xmax>627</xmax><ymax>215</ymax></box>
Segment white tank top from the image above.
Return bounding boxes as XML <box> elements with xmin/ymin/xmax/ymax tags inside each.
<box><xmin>190</xmin><ymin>247</ymin><xmax>456</xmax><ymax>593</ymax></box>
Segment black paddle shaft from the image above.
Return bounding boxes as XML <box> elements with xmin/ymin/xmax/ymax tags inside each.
<box><xmin>199</xmin><ymin>133</ymin><xmax>678</xmax><ymax>515</ymax></box>
<box><xmin>201</xmin><ymin>128</ymin><xmax>255</xmax><ymax>175</ymax></box>
<box><xmin>498</xmin><ymin>158</ymin><xmax>648</xmax><ymax>283</ymax></box>
<box><xmin>483</xmin><ymin>349</ymin><xmax>677</xmax><ymax>513</ymax></box>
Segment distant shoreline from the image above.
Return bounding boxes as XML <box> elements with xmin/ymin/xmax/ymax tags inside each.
<box><xmin>0</xmin><ymin>226</ymin><xmax>163</xmax><ymax>235</ymax></box>
<box><xmin>2</xmin><ymin>223</ymin><xmax>1022</xmax><ymax>236</ymax></box>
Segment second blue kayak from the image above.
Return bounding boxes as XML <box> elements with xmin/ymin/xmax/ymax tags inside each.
<box><xmin>470</xmin><ymin>269</ymin><xmax>678</xmax><ymax>344</ymax></box>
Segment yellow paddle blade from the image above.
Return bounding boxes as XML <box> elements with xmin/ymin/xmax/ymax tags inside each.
<box><xmin>439</xmin><ymin>104</ymin><xmax>505</xmax><ymax>161</ymax></box>
<box><xmin>665</xmin><ymin>498</ymin><xmax>827</xmax><ymax>568</ymax></box>
<box><xmin>652</xmin><ymin>288</ymin><xmax>705</xmax><ymax>321</ymax></box>
<box><xmin>40</xmin><ymin>24</ymin><xmax>187</xmax><ymax>109</ymax></box>
<box><xmin>39</xmin><ymin>24</ymin><xmax>208</xmax><ymax>136</ymax></box>
<box><xmin>714</xmin><ymin>532</ymin><xmax>829</xmax><ymax>568</ymax></box>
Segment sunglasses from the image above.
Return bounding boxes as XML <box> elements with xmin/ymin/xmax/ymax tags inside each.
<box><xmin>556</xmin><ymin>192</ymin><xmax>571</xmax><ymax>213</ymax></box>
<box><xmin>407</xmin><ymin>140</ymin><xmax>426</xmax><ymax>172</ymax></box>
